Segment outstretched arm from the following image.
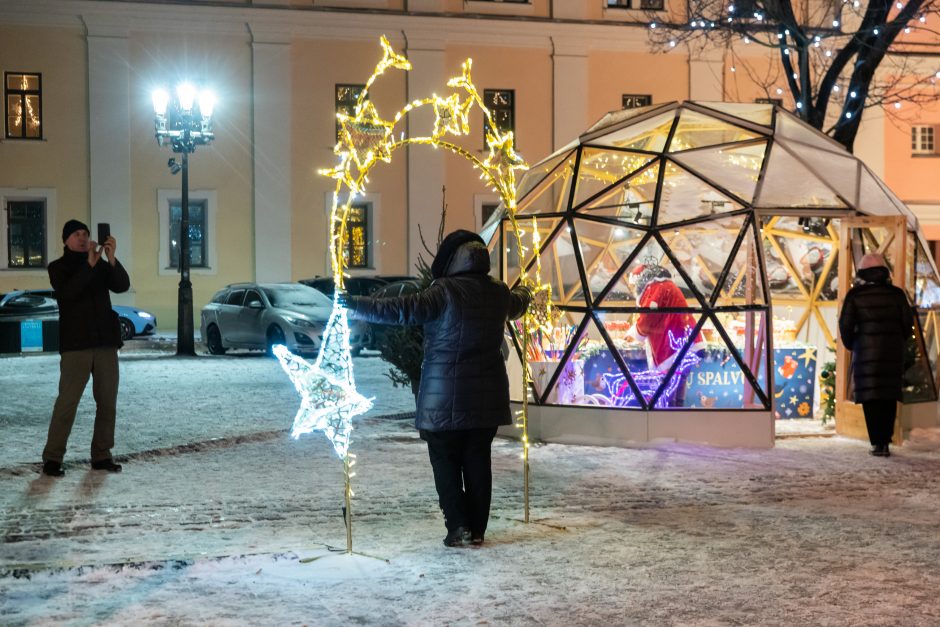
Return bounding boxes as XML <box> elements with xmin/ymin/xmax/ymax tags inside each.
<box><xmin>508</xmin><ymin>284</ymin><xmax>532</xmax><ymax>321</ymax></box>
<box><xmin>345</xmin><ymin>282</ymin><xmax>448</xmax><ymax>326</ymax></box>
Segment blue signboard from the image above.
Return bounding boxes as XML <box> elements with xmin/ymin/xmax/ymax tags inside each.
<box><xmin>582</xmin><ymin>345</ymin><xmax>817</xmax><ymax>413</ymax></box>
<box><xmin>20</xmin><ymin>319</ymin><xmax>44</xmax><ymax>352</ymax></box>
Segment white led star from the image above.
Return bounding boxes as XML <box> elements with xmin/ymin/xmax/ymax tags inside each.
<box><xmin>274</xmin><ymin>305</ymin><xmax>373</xmax><ymax>459</ymax></box>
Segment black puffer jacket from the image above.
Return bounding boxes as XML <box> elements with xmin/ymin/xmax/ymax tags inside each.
<box><xmin>48</xmin><ymin>249</ymin><xmax>131</xmax><ymax>352</ymax></box>
<box><xmin>349</xmin><ymin>242</ymin><xmax>530</xmax><ymax>431</ymax></box>
<box><xmin>838</xmin><ymin>266</ymin><xmax>914</xmax><ymax>402</ymax></box>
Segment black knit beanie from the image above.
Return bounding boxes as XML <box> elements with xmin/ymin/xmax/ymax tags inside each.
<box><xmin>62</xmin><ymin>219</ymin><xmax>89</xmax><ymax>242</ymax></box>
<box><xmin>431</xmin><ymin>229</ymin><xmax>486</xmax><ymax>279</ymax></box>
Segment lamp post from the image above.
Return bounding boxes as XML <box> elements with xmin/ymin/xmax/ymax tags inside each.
<box><xmin>152</xmin><ymin>83</ymin><xmax>215</xmax><ymax>357</ymax></box>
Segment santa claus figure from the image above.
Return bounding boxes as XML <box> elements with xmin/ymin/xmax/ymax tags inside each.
<box><xmin>628</xmin><ymin>262</ymin><xmax>703</xmax><ymax>371</ymax></box>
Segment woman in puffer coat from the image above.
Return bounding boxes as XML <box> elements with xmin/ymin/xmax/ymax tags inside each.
<box><xmin>838</xmin><ymin>253</ymin><xmax>914</xmax><ymax>457</ymax></box>
<box><xmin>343</xmin><ymin>229</ymin><xmax>531</xmax><ymax>547</ymax></box>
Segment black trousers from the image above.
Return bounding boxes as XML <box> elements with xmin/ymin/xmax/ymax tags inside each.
<box><xmin>420</xmin><ymin>427</ymin><xmax>498</xmax><ymax>536</ymax></box>
<box><xmin>862</xmin><ymin>399</ymin><xmax>898</xmax><ymax>446</ymax></box>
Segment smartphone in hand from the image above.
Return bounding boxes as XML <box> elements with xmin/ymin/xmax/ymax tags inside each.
<box><xmin>97</xmin><ymin>222</ymin><xmax>110</xmax><ymax>244</ymax></box>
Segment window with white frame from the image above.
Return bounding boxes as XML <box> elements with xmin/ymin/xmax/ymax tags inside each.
<box><xmin>0</xmin><ymin>187</ymin><xmax>56</xmax><ymax>271</ymax></box>
<box><xmin>622</xmin><ymin>94</ymin><xmax>652</xmax><ymax>109</ymax></box>
<box><xmin>4</xmin><ymin>72</ymin><xmax>42</xmax><ymax>140</ymax></box>
<box><xmin>607</xmin><ymin>0</ymin><xmax>664</xmax><ymax>9</ymax></box>
<box><xmin>5</xmin><ymin>200</ymin><xmax>46</xmax><ymax>268</ymax></box>
<box><xmin>483</xmin><ymin>89</ymin><xmax>515</xmax><ymax>147</ymax></box>
<box><xmin>912</xmin><ymin>125</ymin><xmax>935</xmax><ymax>155</ymax></box>
<box><xmin>335</xmin><ymin>84</ymin><xmax>367</xmax><ymax>143</ymax></box>
<box><xmin>157</xmin><ymin>189</ymin><xmax>217</xmax><ymax>275</ymax></box>
<box><xmin>168</xmin><ymin>199</ymin><xmax>208</xmax><ymax>269</ymax></box>
<box><xmin>337</xmin><ymin>202</ymin><xmax>372</xmax><ymax>269</ymax></box>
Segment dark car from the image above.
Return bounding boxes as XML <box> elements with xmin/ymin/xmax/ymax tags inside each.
<box><xmin>0</xmin><ymin>289</ymin><xmax>157</xmax><ymax>341</ymax></box>
<box><xmin>200</xmin><ymin>282</ymin><xmax>369</xmax><ymax>356</ymax></box>
<box><xmin>300</xmin><ymin>276</ymin><xmax>389</xmax><ymax>299</ymax></box>
<box><xmin>363</xmin><ymin>279</ymin><xmax>423</xmax><ymax>351</ymax></box>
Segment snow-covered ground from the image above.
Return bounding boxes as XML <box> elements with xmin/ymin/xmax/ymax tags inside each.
<box><xmin>2</xmin><ymin>338</ymin><xmax>940</xmax><ymax>626</ymax></box>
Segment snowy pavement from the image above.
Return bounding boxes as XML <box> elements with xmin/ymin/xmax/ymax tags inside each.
<box><xmin>2</xmin><ymin>339</ymin><xmax>940</xmax><ymax>626</ymax></box>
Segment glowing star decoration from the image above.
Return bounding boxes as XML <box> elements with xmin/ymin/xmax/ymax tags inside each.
<box><xmin>483</xmin><ymin>131</ymin><xmax>527</xmax><ymax>199</ymax></box>
<box><xmin>337</xmin><ymin>101</ymin><xmax>395</xmax><ymax>172</ymax></box>
<box><xmin>274</xmin><ymin>306</ymin><xmax>373</xmax><ymax>459</ymax></box>
<box><xmin>432</xmin><ymin>93</ymin><xmax>472</xmax><ymax>138</ymax></box>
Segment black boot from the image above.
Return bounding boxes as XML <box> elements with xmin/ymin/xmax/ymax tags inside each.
<box><xmin>91</xmin><ymin>458</ymin><xmax>123</xmax><ymax>472</ymax></box>
<box><xmin>443</xmin><ymin>526</ymin><xmax>471</xmax><ymax>547</ymax></box>
<box><xmin>42</xmin><ymin>461</ymin><xmax>65</xmax><ymax>477</ymax></box>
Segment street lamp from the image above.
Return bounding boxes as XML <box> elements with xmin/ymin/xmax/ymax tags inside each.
<box><xmin>152</xmin><ymin>83</ymin><xmax>216</xmax><ymax>357</ymax></box>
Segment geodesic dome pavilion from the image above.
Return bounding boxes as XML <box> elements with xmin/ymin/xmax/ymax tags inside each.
<box><xmin>483</xmin><ymin>101</ymin><xmax>940</xmax><ymax>447</ymax></box>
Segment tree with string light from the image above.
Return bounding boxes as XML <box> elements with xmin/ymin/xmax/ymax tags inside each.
<box><xmin>646</xmin><ymin>0</ymin><xmax>940</xmax><ymax>152</ymax></box>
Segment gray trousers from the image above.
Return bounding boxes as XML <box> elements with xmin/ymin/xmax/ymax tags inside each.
<box><xmin>42</xmin><ymin>347</ymin><xmax>119</xmax><ymax>464</ymax></box>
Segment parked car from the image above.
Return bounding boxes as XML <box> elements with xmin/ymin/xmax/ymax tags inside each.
<box><xmin>200</xmin><ymin>282</ymin><xmax>369</xmax><ymax>356</ymax></box>
<box><xmin>0</xmin><ymin>289</ymin><xmax>157</xmax><ymax>341</ymax></box>
<box><xmin>300</xmin><ymin>276</ymin><xmax>389</xmax><ymax>299</ymax></box>
<box><xmin>362</xmin><ymin>279</ymin><xmax>423</xmax><ymax>351</ymax></box>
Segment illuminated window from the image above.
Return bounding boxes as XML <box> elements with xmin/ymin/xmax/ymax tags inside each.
<box><xmin>912</xmin><ymin>125</ymin><xmax>935</xmax><ymax>155</ymax></box>
<box><xmin>169</xmin><ymin>199</ymin><xmax>208</xmax><ymax>268</ymax></box>
<box><xmin>622</xmin><ymin>94</ymin><xmax>652</xmax><ymax>109</ymax></box>
<box><xmin>4</xmin><ymin>72</ymin><xmax>42</xmax><ymax>139</ymax></box>
<box><xmin>340</xmin><ymin>202</ymin><xmax>371</xmax><ymax>269</ymax></box>
<box><xmin>6</xmin><ymin>200</ymin><xmax>45</xmax><ymax>268</ymax></box>
<box><xmin>336</xmin><ymin>84</ymin><xmax>366</xmax><ymax>143</ymax></box>
<box><xmin>608</xmin><ymin>0</ymin><xmax>664</xmax><ymax>9</ymax></box>
<box><xmin>483</xmin><ymin>89</ymin><xmax>514</xmax><ymax>146</ymax></box>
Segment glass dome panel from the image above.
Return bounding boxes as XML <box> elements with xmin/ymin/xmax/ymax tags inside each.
<box><xmin>596</xmin><ymin>235</ymin><xmax>703</xmax><ymax>308</ymax></box>
<box><xmin>577</xmin><ymin>313</ymin><xmax>647</xmax><ymax>408</ymax></box>
<box><xmin>583</xmin><ymin>103</ymin><xmax>669</xmax><ymax>135</ymax></box>
<box><xmin>538</xmin><ymin>222</ymin><xmax>588</xmax><ymax>306</ymax></box>
<box><xmin>656</xmin><ymin>161</ymin><xmax>745</xmax><ymax>225</ymax></box>
<box><xmin>668</xmin><ymin>110</ymin><xmax>764</xmax><ymax>152</ymax></box>
<box><xmin>576</xmin><ymin>161</ymin><xmax>659</xmax><ymax>227</ymax></box>
<box><xmin>917</xmin><ymin>310</ymin><xmax>940</xmax><ymax>375</ymax></box>
<box><xmin>630</xmin><ymin>311</ymin><xmax>705</xmax><ymax>408</ymax></box>
<box><xmin>762</xmin><ymin>230</ymin><xmax>804</xmax><ymax>298</ymax></box>
<box><xmin>516</xmin><ymin>151</ymin><xmax>576</xmax><ymax>216</ymax></box>
<box><xmin>572</xmin><ymin>148</ymin><xmax>656</xmax><ymax>209</ymax></box>
<box><xmin>915</xmin><ymin>237</ymin><xmax>940</xmax><ymax>309</ymax></box>
<box><xmin>676</xmin><ymin>316</ymin><xmax>767</xmax><ymax>409</ymax></box>
<box><xmin>755</xmin><ymin>143</ymin><xmax>847</xmax><ymax>208</ymax></box>
<box><xmin>858</xmin><ymin>167</ymin><xmax>902</xmax><ymax>217</ymax></box>
<box><xmin>516</xmin><ymin>148</ymin><xmax>576</xmax><ymax>207</ymax></box>
<box><xmin>572</xmin><ymin>218</ymin><xmax>646</xmax><ymax>303</ymax></box>
<box><xmin>669</xmin><ymin>141</ymin><xmax>766</xmax><ymax>204</ymax></box>
<box><xmin>774</xmin><ymin>112</ymin><xmax>846</xmax><ymax>154</ymax></box>
<box><xmin>504</xmin><ymin>216</ymin><xmax>562</xmax><ymax>288</ymax></box>
<box><xmin>695</xmin><ymin>102</ymin><xmax>774</xmax><ymax>127</ymax></box>
<box><xmin>903</xmin><ymin>318</ymin><xmax>936</xmax><ymax>403</ymax></box>
<box><xmin>778</xmin><ymin>141</ymin><xmax>861</xmax><ymax>208</ymax></box>
<box><xmin>591</xmin><ymin>110</ymin><xmax>676</xmax><ymax>153</ymax></box>
<box><xmin>661</xmin><ymin>214</ymin><xmax>761</xmax><ymax>307</ymax></box>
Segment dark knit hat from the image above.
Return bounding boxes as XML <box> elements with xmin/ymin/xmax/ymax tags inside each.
<box><xmin>62</xmin><ymin>219</ymin><xmax>89</xmax><ymax>242</ymax></box>
<box><xmin>431</xmin><ymin>229</ymin><xmax>486</xmax><ymax>279</ymax></box>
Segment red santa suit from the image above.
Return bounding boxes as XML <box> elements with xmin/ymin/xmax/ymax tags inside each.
<box><xmin>633</xmin><ymin>277</ymin><xmax>702</xmax><ymax>370</ymax></box>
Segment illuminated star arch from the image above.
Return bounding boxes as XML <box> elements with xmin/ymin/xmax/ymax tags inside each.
<box><xmin>276</xmin><ymin>37</ymin><xmax>555</xmax><ymax>552</ymax></box>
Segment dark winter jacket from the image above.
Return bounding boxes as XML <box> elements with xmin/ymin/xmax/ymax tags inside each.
<box><xmin>48</xmin><ymin>248</ymin><xmax>131</xmax><ymax>353</ymax></box>
<box><xmin>838</xmin><ymin>266</ymin><xmax>914</xmax><ymax>402</ymax></box>
<box><xmin>348</xmin><ymin>241</ymin><xmax>531</xmax><ymax>432</ymax></box>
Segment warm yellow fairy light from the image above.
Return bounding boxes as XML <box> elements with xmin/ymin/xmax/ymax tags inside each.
<box><xmin>317</xmin><ymin>35</ymin><xmax>553</xmax><ymax>525</ymax></box>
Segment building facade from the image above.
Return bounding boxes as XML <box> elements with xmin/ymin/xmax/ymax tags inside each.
<box><xmin>1</xmin><ymin>0</ymin><xmax>938</xmax><ymax>330</ymax></box>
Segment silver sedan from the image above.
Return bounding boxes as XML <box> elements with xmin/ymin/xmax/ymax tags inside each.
<box><xmin>200</xmin><ymin>282</ymin><xmax>368</xmax><ymax>356</ymax></box>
